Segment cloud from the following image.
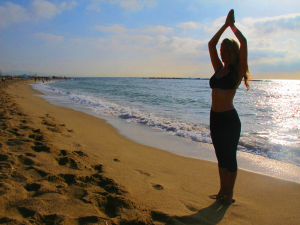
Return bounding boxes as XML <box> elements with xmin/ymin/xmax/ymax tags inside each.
<box><xmin>33</xmin><ymin>32</ymin><xmax>64</xmax><ymax>44</ymax></box>
<box><xmin>30</xmin><ymin>0</ymin><xmax>59</xmax><ymax>19</ymax></box>
<box><xmin>177</xmin><ymin>22</ymin><xmax>202</xmax><ymax>32</ymax></box>
<box><xmin>284</xmin><ymin>38</ymin><xmax>297</xmax><ymax>50</ymax></box>
<box><xmin>203</xmin><ymin>16</ymin><xmax>227</xmax><ymax>34</ymax></box>
<box><xmin>71</xmin><ymin>31</ymin><xmax>207</xmax><ymax>62</ymax></box>
<box><xmin>114</xmin><ymin>34</ymin><xmax>155</xmax><ymax>46</ymax></box>
<box><xmin>60</xmin><ymin>1</ymin><xmax>77</xmax><ymax>10</ymax></box>
<box><xmin>30</xmin><ymin>0</ymin><xmax>77</xmax><ymax>20</ymax></box>
<box><xmin>0</xmin><ymin>2</ymin><xmax>29</xmax><ymax>27</ymax></box>
<box><xmin>87</xmin><ymin>0</ymin><xmax>157</xmax><ymax>12</ymax></box>
<box><xmin>142</xmin><ymin>25</ymin><xmax>174</xmax><ymax>35</ymax></box>
<box><xmin>242</xmin><ymin>13</ymin><xmax>300</xmax><ymax>36</ymax></box>
<box><xmin>95</xmin><ymin>33</ymin><xmax>208</xmax><ymax>60</ymax></box>
<box><xmin>95</xmin><ymin>24</ymin><xmax>127</xmax><ymax>33</ymax></box>
<box><xmin>119</xmin><ymin>0</ymin><xmax>141</xmax><ymax>10</ymax></box>
<box><xmin>0</xmin><ymin>0</ymin><xmax>77</xmax><ymax>28</ymax></box>
<box><xmin>118</xmin><ymin>0</ymin><xmax>157</xmax><ymax>10</ymax></box>
<box><xmin>249</xmin><ymin>48</ymin><xmax>287</xmax><ymax>61</ymax></box>
<box><xmin>154</xmin><ymin>36</ymin><xmax>207</xmax><ymax>58</ymax></box>
<box><xmin>86</xmin><ymin>0</ymin><xmax>102</xmax><ymax>12</ymax></box>
<box><xmin>247</xmin><ymin>38</ymin><xmax>273</xmax><ymax>49</ymax></box>
<box><xmin>95</xmin><ymin>24</ymin><xmax>173</xmax><ymax>35</ymax></box>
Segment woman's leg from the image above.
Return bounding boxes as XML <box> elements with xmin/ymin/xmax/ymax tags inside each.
<box><xmin>223</xmin><ymin>171</ymin><xmax>237</xmax><ymax>205</ymax></box>
<box><xmin>221</xmin><ymin>109</ymin><xmax>240</xmax><ymax>205</ymax></box>
<box><xmin>217</xmin><ymin>167</ymin><xmax>228</xmax><ymax>199</ymax></box>
<box><xmin>210</xmin><ymin>110</ymin><xmax>228</xmax><ymax>199</ymax></box>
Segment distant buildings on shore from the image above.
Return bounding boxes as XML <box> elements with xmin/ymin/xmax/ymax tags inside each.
<box><xmin>0</xmin><ymin>74</ymin><xmax>72</xmax><ymax>80</ymax></box>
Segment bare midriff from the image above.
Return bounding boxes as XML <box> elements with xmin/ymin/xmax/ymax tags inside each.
<box><xmin>211</xmin><ymin>88</ymin><xmax>236</xmax><ymax>112</ymax></box>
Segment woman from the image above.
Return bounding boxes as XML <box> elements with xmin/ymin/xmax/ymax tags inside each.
<box><xmin>208</xmin><ymin>9</ymin><xmax>250</xmax><ymax>205</ymax></box>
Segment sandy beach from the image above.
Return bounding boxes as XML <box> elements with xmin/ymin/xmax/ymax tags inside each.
<box><xmin>0</xmin><ymin>79</ymin><xmax>299</xmax><ymax>225</ymax></box>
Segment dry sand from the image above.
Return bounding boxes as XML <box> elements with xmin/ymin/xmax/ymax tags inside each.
<box><xmin>0</xmin><ymin>79</ymin><xmax>299</xmax><ymax>225</ymax></box>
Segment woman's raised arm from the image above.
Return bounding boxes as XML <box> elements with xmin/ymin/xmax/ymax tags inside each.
<box><xmin>227</xmin><ymin>10</ymin><xmax>248</xmax><ymax>80</ymax></box>
<box><xmin>208</xmin><ymin>23</ymin><xmax>228</xmax><ymax>72</ymax></box>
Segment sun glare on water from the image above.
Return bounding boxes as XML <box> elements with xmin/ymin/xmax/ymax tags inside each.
<box><xmin>257</xmin><ymin>80</ymin><xmax>300</xmax><ymax>147</ymax></box>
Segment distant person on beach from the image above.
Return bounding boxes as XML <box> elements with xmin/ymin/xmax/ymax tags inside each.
<box><xmin>208</xmin><ymin>9</ymin><xmax>250</xmax><ymax>205</ymax></box>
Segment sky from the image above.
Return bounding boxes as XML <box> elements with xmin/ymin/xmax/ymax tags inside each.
<box><xmin>0</xmin><ymin>0</ymin><xmax>300</xmax><ymax>79</ymax></box>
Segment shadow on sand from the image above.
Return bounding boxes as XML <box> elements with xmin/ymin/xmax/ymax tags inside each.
<box><xmin>155</xmin><ymin>201</ymin><xmax>229</xmax><ymax>225</ymax></box>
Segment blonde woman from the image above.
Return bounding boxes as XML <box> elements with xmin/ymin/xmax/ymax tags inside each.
<box><xmin>208</xmin><ymin>9</ymin><xmax>250</xmax><ymax>205</ymax></box>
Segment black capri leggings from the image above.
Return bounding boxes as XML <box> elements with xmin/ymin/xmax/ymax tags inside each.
<box><xmin>210</xmin><ymin>109</ymin><xmax>241</xmax><ymax>173</ymax></box>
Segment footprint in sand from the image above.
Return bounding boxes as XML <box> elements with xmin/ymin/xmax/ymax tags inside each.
<box><xmin>18</xmin><ymin>207</ymin><xmax>36</xmax><ymax>218</ymax></box>
<box><xmin>134</xmin><ymin>169</ymin><xmax>150</xmax><ymax>177</ymax></box>
<box><xmin>29</xmin><ymin>134</ymin><xmax>43</xmax><ymax>141</ymax></box>
<box><xmin>17</xmin><ymin>112</ymin><xmax>26</xmax><ymax>116</ymax></box>
<box><xmin>47</xmin><ymin>126</ymin><xmax>62</xmax><ymax>133</ymax></box>
<box><xmin>68</xmin><ymin>185</ymin><xmax>88</xmax><ymax>199</ymax></box>
<box><xmin>20</xmin><ymin>138</ymin><xmax>32</xmax><ymax>143</ymax></box>
<box><xmin>19</xmin><ymin>124</ymin><xmax>31</xmax><ymax>130</ymax></box>
<box><xmin>24</xmin><ymin>182</ymin><xmax>41</xmax><ymax>192</ymax></box>
<box><xmin>25</xmin><ymin>166</ymin><xmax>48</xmax><ymax>178</ymax></box>
<box><xmin>73</xmin><ymin>150</ymin><xmax>88</xmax><ymax>157</ymax></box>
<box><xmin>42</xmin><ymin>120</ymin><xmax>57</xmax><ymax>127</ymax></box>
<box><xmin>32</xmin><ymin>128</ymin><xmax>42</xmax><ymax>134</ymax></box>
<box><xmin>92</xmin><ymin>164</ymin><xmax>103</xmax><ymax>173</ymax></box>
<box><xmin>0</xmin><ymin>154</ymin><xmax>12</xmax><ymax>171</ymax></box>
<box><xmin>31</xmin><ymin>144</ymin><xmax>51</xmax><ymax>153</ymax></box>
<box><xmin>58</xmin><ymin>174</ymin><xmax>77</xmax><ymax>185</ymax></box>
<box><xmin>41</xmin><ymin>119</ymin><xmax>63</xmax><ymax>133</ymax></box>
<box><xmin>151</xmin><ymin>211</ymin><xmax>170</xmax><ymax>223</ymax></box>
<box><xmin>8</xmin><ymin>128</ymin><xmax>24</xmax><ymax>137</ymax></box>
<box><xmin>0</xmin><ymin>154</ymin><xmax>9</xmax><ymax>161</ymax></box>
<box><xmin>6</xmin><ymin>138</ymin><xmax>23</xmax><ymax>146</ymax></box>
<box><xmin>78</xmin><ymin>216</ymin><xmax>100</xmax><ymax>224</ymax></box>
<box><xmin>18</xmin><ymin>155</ymin><xmax>35</xmax><ymax>166</ymax></box>
<box><xmin>0</xmin><ymin>218</ymin><xmax>16</xmax><ymax>224</ymax></box>
<box><xmin>57</xmin><ymin>157</ymin><xmax>80</xmax><ymax>169</ymax></box>
<box><xmin>180</xmin><ymin>201</ymin><xmax>199</xmax><ymax>212</ymax></box>
<box><xmin>25</xmin><ymin>153</ymin><xmax>36</xmax><ymax>157</ymax></box>
<box><xmin>60</xmin><ymin>150</ymin><xmax>67</xmax><ymax>156</ymax></box>
<box><xmin>152</xmin><ymin>184</ymin><xmax>164</xmax><ymax>190</ymax></box>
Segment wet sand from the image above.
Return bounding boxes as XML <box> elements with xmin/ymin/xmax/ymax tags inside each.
<box><xmin>0</xmin><ymin>79</ymin><xmax>299</xmax><ymax>225</ymax></box>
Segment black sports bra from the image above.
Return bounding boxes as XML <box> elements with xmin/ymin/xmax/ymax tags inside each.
<box><xmin>209</xmin><ymin>67</ymin><xmax>238</xmax><ymax>90</ymax></box>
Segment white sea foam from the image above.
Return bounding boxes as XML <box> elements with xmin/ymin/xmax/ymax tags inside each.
<box><xmin>33</xmin><ymin>82</ymin><xmax>214</xmax><ymax>145</ymax></box>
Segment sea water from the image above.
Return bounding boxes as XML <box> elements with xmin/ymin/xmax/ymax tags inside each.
<box><xmin>31</xmin><ymin>77</ymin><xmax>300</xmax><ymax>182</ymax></box>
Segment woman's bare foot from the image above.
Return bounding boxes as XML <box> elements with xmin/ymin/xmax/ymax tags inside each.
<box><xmin>210</xmin><ymin>188</ymin><xmax>227</xmax><ymax>201</ymax></box>
<box><xmin>216</xmin><ymin>188</ymin><xmax>227</xmax><ymax>199</ymax></box>
<box><xmin>221</xmin><ymin>191</ymin><xmax>235</xmax><ymax>205</ymax></box>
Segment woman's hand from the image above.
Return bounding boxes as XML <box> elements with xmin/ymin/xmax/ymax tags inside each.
<box><xmin>226</xmin><ymin>9</ymin><xmax>235</xmax><ymax>26</ymax></box>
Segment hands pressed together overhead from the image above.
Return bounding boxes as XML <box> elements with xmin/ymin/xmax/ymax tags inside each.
<box><xmin>226</xmin><ymin>9</ymin><xmax>235</xmax><ymax>26</ymax></box>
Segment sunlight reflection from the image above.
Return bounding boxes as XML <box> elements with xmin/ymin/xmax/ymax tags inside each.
<box><xmin>255</xmin><ymin>80</ymin><xmax>300</xmax><ymax>147</ymax></box>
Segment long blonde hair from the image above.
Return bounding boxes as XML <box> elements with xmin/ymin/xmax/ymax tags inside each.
<box><xmin>222</xmin><ymin>38</ymin><xmax>250</xmax><ymax>91</ymax></box>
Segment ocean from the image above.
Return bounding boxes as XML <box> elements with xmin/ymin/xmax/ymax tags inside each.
<box><xmin>32</xmin><ymin>77</ymin><xmax>300</xmax><ymax>182</ymax></box>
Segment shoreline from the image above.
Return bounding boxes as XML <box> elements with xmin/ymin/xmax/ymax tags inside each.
<box><xmin>1</xmin><ymin>79</ymin><xmax>300</xmax><ymax>224</ymax></box>
<box><xmin>32</xmin><ymin>81</ymin><xmax>300</xmax><ymax>183</ymax></box>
